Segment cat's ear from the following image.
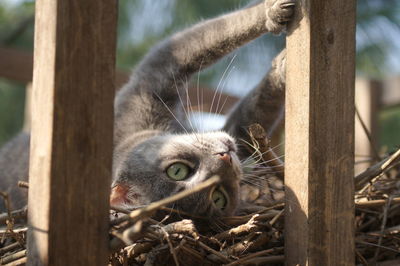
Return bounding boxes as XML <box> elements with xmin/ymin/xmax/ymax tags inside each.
<box><xmin>110</xmin><ymin>183</ymin><xmax>141</xmax><ymax>208</ymax></box>
<box><xmin>110</xmin><ymin>184</ymin><xmax>128</xmax><ymax>207</ymax></box>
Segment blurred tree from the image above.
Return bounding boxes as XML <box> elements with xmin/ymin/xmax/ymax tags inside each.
<box><xmin>0</xmin><ymin>79</ymin><xmax>25</xmax><ymax>146</ymax></box>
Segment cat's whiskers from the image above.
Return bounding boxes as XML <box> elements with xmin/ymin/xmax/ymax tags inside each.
<box><xmin>270</xmin><ymin>141</ymin><xmax>285</xmax><ymax>152</ymax></box>
<box><xmin>243</xmin><ymin>172</ymin><xmax>283</xmax><ymax>182</ymax></box>
<box><xmin>252</xmin><ymin>164</ymin><xmax>285</xmax><ymax>169</ymax></box>
<box><xmin>239</xmin><ymin>136</ymin><xmax>262</xmax><ymax>153</ymax></box>
<box><xmin>169</xmin><ymin>71</ymin><xmax>206</xmax><ymax>146</ymax></box>
<box><xmin>243</xmin><ymin>168</ymin><xmax>284</xmax><ymax>177</ymax></box>
<box><xmin>184</xmin><ymin>75</ymin><xmax>203</xmax><ymax>141</ymax></box>
<box><xmin>241</xmin><ymin>140</ymin><xmax>285</xmax><ymax>167</ymax></box>
<box><xmin>196</xmin><ymin>58</ymin><xmax>206</xmax><ymax>134</ymax></box>
<box><xmin>240</xmin><ymin>178</ymin><xmax>287</xmax><ymax>203</ymax></box>
<box><xmin>248</xmin><ymin>168</ymin><xmax>284</xmax><ymax>175</ymax></box>
<box><xmin>240</xmin><ymin>149</ymin><xmax>262</xmax><ymax>166</ymax></box>
<box><xmin>241</xmin><ymin>177</ymin><xmax>281</xmax><ymax>192</ymax></box>
<box><xmin>215</xmin><ymin>94</ymin><xmax>230</xmax><ymax>119</ymax></box>
<box><xmin>214</xmin><ymin>65</ymin><xmax>235</xmax><ymax>118</ymax></box>
<box><xmin>211</xmin><ymin>219</ymin><xmax>228</xmax><ymax>233</ymax></box>
<box><xmin>244</xmin><ymin>155</ymin><xmax>285</xmax><ymax>169</ymax></box>
<box><xmin>241</xmin><ymin>178</ymin><xmax>264</xmax><ymax>188</ymax></box>
<box><xmin>244</xmin><ymin>140</ymin><xmax>283</xmax><ymax>161</ymax></box>
<box><xmin>170</xmin><ymin>71</ymin><xmax>197</xmax><ymax>136</ymax></box>
<box><xmin>168</xmin><ymin>203</ymin><xmax>185</xmax><ymax>221</ymax></box>
<box><xmin>210</xmin><ymin>59</ymin><xmax>237</xmax><ymax>126</ymax></box>
<box><xmin>243</xmin><ymin>174</ymin><xmax>267</xmax><ymax>180</ymax></box>
<box><xmin>215</xmin><ymin>218</ymin><xmax>230</xmax><ymax>231</ymax></box>
<box><xmin>200</xmin><ymin>86</ymin><xmax>205</xmax><ymax>134</ymax></box>
<box><xmin>246</xmin><ymin>159</ymin><xmax>285</xmax><ymax>168</ymax></box>
<box><xmin>153</xmin><ymin>91</ymin><xmax>190</xmax><ymax>135</ymax></box>
<box><xmin>242</xmin><ymin>139</ymin><xmax>285</xmax><ymax>162</ymax></box>
<box><xmin>209</xmin><ymin>54</ymin><xmax>237</xmax><ymax>116</ymax></box>
<box><xmin>239</xmin><ymin>138</ymin><xmax>264</xmax><ymax>166</ymax></box>
<box><xmin>243</xmin><ymin>176</ymin><xmax>283</xmax><ymax>185</ymax></box>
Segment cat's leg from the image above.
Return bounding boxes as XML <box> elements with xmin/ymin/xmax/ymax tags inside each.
<box><xmin>114</xmin><ymin>0</ymin><xmax>295</xmax><ymax>145</ymax></box>
<box><xmin>222</xmin><ymin>49</ymin><xmax>286</xmax><ymax>157</ymax></box>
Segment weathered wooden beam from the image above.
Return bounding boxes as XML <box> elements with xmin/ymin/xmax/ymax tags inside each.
<box><xmin>0</xmin><ymin>46</ymin><xmax>239</xmax><ymax>115</ymax></box>
<box><xmin>285</xmin><ymin>0</ymin><xmax>356</xmax><ymax>265</ymax></box>
<box><xmin>27</xmin><ymin>0</ymin><xmax>117</xmax><ymax>265</ymax></box>
<box><xmin>0</xmin><ymin>46</ymin><xmax>128</xmax><ymax>88</ymax></box>
<box><xmin>0</xmin><ymin>47</ymin><xmax>33</xmax><ymax>83</ymax></box>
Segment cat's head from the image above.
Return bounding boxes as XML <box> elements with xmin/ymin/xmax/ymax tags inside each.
<box><xmin>111</xmin><ymin>131</ymin><xmax>242</xmax><ymax>218</ymax></box>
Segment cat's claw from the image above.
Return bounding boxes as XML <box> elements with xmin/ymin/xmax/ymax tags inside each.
<box><xmin>265</xmin><ymin>0</ymin><xmax>296</xmax><ymax>34</ymax></box>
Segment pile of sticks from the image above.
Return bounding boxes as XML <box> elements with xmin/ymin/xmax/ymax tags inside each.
<box><xmin>354</xmin><ymin>148</ymin><xmax>400</xmax><ymax>265</ymax></box>
<box><xmin>0</xmin><ymin>126</ymin><xmax>399</xmax><ymax>265</ymax></box>
<box><xmin>109</xmin><ymin>205</ymin><xmax>285</xmax><ymax>265</ymax></box>
<box><xmin>0</xmin><ymin>205</ymin><xmax>27</xmax><ymax>265</ymax></box>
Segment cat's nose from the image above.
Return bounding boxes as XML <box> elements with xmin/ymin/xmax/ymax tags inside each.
<box><xmin>217</xmin><ymin>152</ymin><xmax>232</xmax><ymax>165</ymax></box>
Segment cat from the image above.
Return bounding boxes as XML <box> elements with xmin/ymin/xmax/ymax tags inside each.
<box><xmin>0</xmin><ymin>0</ymin><xmax>295</xmax><ymax>217</ymax></box>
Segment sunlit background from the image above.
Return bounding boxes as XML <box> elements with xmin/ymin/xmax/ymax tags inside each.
<box><xmin>1</xmin><ymin>0</ymin><xmax>400</xmax><ymax>153</ymax></box>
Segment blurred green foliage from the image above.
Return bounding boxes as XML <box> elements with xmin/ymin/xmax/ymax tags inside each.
<box><xmin>0</xmin><ymin>79</ymin><xmax>25</xmax><ymax>146</ymax></box>
<box><xmin>0</xmin><ymin>0</ymin><xmax>400</xmax><ymax>149</ymax></box>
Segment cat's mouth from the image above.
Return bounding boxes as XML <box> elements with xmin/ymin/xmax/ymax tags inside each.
<box><xmin>209</xmin><ymin>186</ymin><xmax>228</xmax><ymax>211</ymax></box>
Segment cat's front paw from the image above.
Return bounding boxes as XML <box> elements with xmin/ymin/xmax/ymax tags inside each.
<box><xmin>265</xmin><ymin>0</ymin><xmax>296</xmax><ymax>34</ymax></box>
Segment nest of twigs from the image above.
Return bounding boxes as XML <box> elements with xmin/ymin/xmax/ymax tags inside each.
<box><xmin>1</xmin><ymin>125</ymin><xmax>400</xmax><ymax>265</ymax></box>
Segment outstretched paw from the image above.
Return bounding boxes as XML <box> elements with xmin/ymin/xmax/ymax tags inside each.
<box><xmin>265</xmin><ymin>0</ymin><xmax>296</xmax><ymax>34</ymax></box>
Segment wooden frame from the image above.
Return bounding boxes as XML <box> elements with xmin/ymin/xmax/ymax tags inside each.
<box><xmin>27</xmin><ymin>0</ymin><xmax>117</xmax><ymax>264</ymax></box>
<box><xmin>285</xmin><ymin>0</ymin><xmax>356</xmax><ymax>264</ymax></box>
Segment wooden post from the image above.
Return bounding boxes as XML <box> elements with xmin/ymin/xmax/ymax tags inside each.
<box><xmin>27</xmin><ymin>0</ymin><xmax>117</xmax><ymax>265</ymax></box>
<box><xmin>285</xmin><ymin>0</ymin><xmax>356</xmax><ymax>265</ymax></box>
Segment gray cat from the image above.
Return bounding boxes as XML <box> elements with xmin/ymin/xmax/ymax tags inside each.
<box><xmin>0</xmin><ymin>0</ymin><xmax>294</xmax><ymax>217</ymax></box>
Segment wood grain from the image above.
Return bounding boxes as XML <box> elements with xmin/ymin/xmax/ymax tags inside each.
<box><xmin>27</xmin><ymin>0</ymin><xmax>117</xmax><ymax>265</ymax></box>
<box><xmin>285</xmin><ymin>0</ymin><xmax>356</xmax><ymax>265</ymax></box>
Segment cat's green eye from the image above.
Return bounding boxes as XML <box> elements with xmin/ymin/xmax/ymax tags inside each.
<box><xmin>166</xmin><ymin>163</ymin><xmax>190</xmax><ymax>181</ymax></box>
<box><xmin>212</xmin><ymin>188</ymin><xmax>227</xmax><ymax>210</ymax></box>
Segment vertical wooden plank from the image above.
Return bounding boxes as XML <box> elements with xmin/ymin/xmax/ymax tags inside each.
<box><xmin>285</xmin><ymin>0</ymin><xmax>356</xmax><ymax>265</ymax></box>
<box><xmin>27</xmin><ymin>0</ymin><xmax>117</xmax><ymax>265</ymax></box>
<box><xmin>355</xmin><ymin>78</ymin><xmax>381</xmax><ymax>175</ymax></box>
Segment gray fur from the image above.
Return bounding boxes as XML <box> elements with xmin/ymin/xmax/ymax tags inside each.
<box><xmin>0</xmin><ymin>0</ymin><xmax>295</xmax><ymax>216</ymax></box>
<box><xmin>0</xmin><ymin>133</ymin><xmax>30</xmax><ymax>210</ymax></box>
